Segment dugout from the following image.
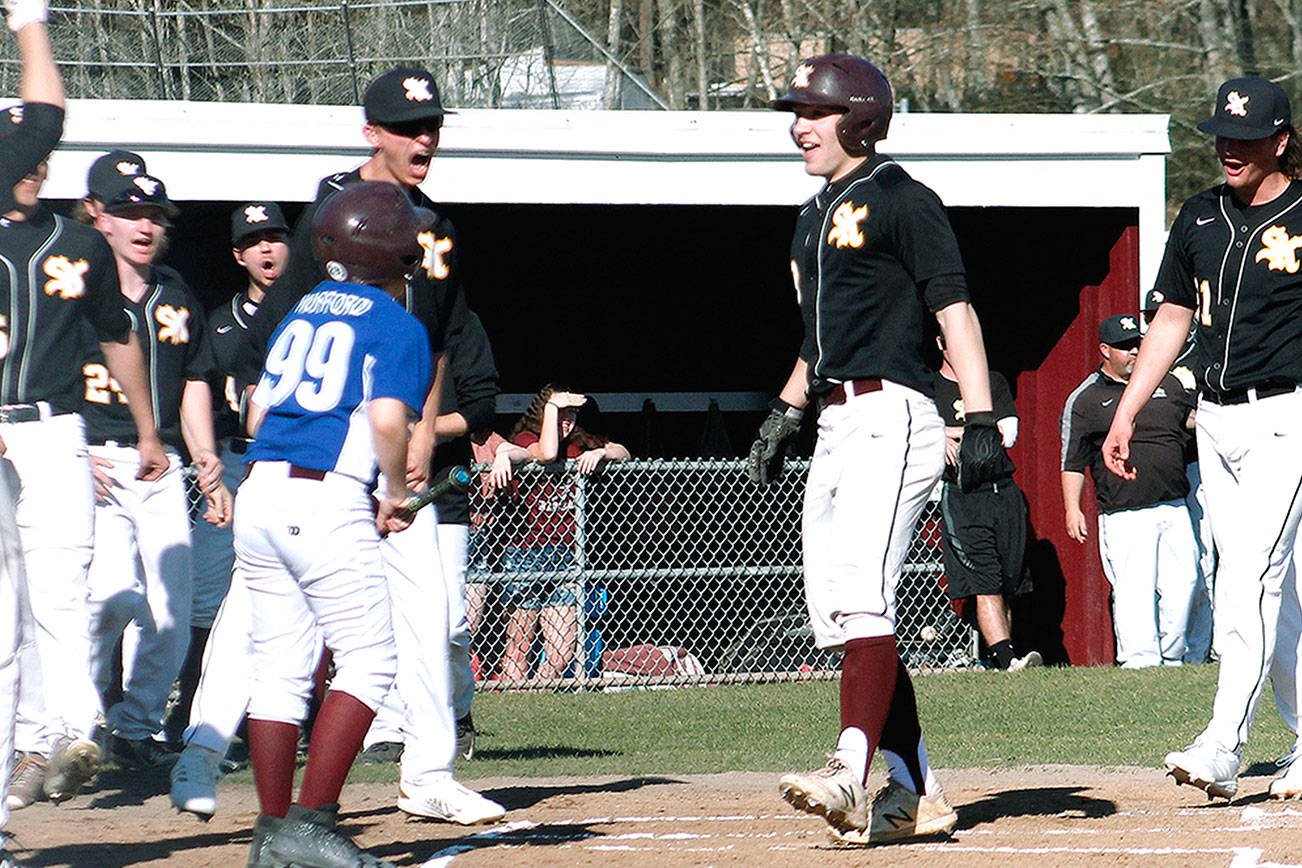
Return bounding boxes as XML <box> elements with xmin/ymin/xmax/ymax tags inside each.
<box><xmin>44</xmin><ymin>100</ymin><xmax>1169</xmax><ymax>667</ymax></box>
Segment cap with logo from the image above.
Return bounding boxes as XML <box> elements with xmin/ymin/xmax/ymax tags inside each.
<box><xmin>363</xmin><ymin>66</ymin><xmax>453</xmax><ymax>125</ymax></box>
<box><xmin>87</xmin><ymin>150</ymin><xmax>147</xmax><ymax>201</ymax></box>
<box><xmin>1198</xmin><ymin>77</ymin><xmax>1292</xmax><ymax>140</ymax></box>
<box><xmin>102</xmin><ymin>173</ymin><xmax>178</xmax><ymax>216</ymax></box>
<box><xmin>1099</xmin><ymin>314</ymin><xmax>1142</xmax><ymax>347</ymax></box>
<box><xmin>231</xmin><ymin>201</ymin><xmax>288</xmax><ymax>245</ymax></box>
<box><xmin>1143</xmin><ymin>288</ymin><xmax>1167</xmax><ymax>313</ymax></box>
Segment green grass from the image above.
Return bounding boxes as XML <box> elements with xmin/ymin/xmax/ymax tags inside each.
<box><xmin>449</xmin><ymin>664</ymin><xmax>1294</xmax><ymax>779</ymax></box>
<box><xmin>228</xmin><ymin>663</ymin><xmax>1294</xmax><ymax>785</ymax></box>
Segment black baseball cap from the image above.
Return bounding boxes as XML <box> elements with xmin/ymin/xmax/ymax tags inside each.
<box><xmin>1099</xmin><ymin>314</ymin><xmax>1142</xmax><ymax>348</ymax></box>
<box><xmin>363</xmin><ymin>66</ymin><xmax>452</xmax><ymax>126</ymax></box>
<box><xmin>1198</xmin><ymin>77</ymin><xmax>1292</xmax><ymax>140</ymax></box>
<box><xmin>1143</xmin><ymin>288</ymin><xmax>1167</xmax><ymax>313</ymax></box>
<box><xmin>102</xmin><ymin>173</ymin><xmax>178</xmax><ymax>216</ymax></box>
<box><xmin>87</xmin><ymin>150</ymin><xmax>146</xmax><ymax>200</ymax></box>
<box><xmin>231</xmin><ymin>201</ymin><xmax>288</xmax><ymax>245</ymax></box>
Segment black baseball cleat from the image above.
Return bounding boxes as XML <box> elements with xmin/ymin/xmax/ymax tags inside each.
<box><xmin>267</xmin><ymin>804</ymin><xmax>395</xmax><ymax>868</ymax></box>
<box><xmin>108</xmin><ymin>734</ymin><xmax>180</xmax><ymax>769</ymax></box>
<box><xmin>246</xmin><ymin>814</ymin><xmax>284</xmax><ymax>868</ymax></box>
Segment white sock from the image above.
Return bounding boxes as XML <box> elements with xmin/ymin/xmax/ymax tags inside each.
<box><xmin>882</xmin><ymin>736</ymin><xmax>940</xmax><ymax>796</ymax></box>
<box><xmin>832</xmin><ymin>726</ymin><xmax>868</xmax><ymax>783</ymax></box>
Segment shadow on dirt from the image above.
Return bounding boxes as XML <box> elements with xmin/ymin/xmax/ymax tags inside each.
<box><xmin>14</xmin><ymin>826</ymin><xmax>254</xmax><ymax>868</ymax></box>
<box><xmin>482</xmin><ymin>774</ymin><xmax>681</xmax><ymax>810</ymax></box>
<box><xmin>473</xmin><ymin>746</ymin><xmax>620</xmax><ymax>761</ymax></box>
<box><xmin>375</xmin><ymin>822</ymin><xmax>604</xmax><ymax>865</ymax></box>
<box><xmin>82</xmin><ymin>765</ymin><xmax>175</xmax><ymax>811</ymax></box>
<box><xmin>958</xmin><ymin>786</ymin><xmax>1115</xmax><ymax>828</ymax></box>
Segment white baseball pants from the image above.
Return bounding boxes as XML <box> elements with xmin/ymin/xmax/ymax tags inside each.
<box><xmin>86</xmin><ymin>445</ymin><xmax>193</xmax><ymax>740</ymax></box>
<box><xmin>802</xmin><ymin>382</ymin><xmax>945</xmax><ymax>649</ymax></box>
<box><xmin>1184</xmin><ymin>461</ymin><xmax>1215</xmax><ymax>663</ymax></box>
<box><xmin>378</xmin><ymin>502</ymin><xmax>456</xmax><ymax>786</ymax></box>
<box><xmin>6</xmin><ymin>413</ymin><xmax>98</xmax><ymax>753</ymax></box>
<box><xmin>1097</xmin><ymin>500</ymin><xmax>1198</xmax><ymax>668</ymax></box>
<box><xmin>1194</xmin><ymin>391</ymin><xmax>1302</xmax><ymax>755</ymax></box>
<box><xmin>236</xmin><ymin>463</ymin><xmax>396</xmax><ymax>725</ymax></box>
<box><xmin>0</xmin><ymin>460</ymin><xmax>30</xmax><ymax>827</ymax></box>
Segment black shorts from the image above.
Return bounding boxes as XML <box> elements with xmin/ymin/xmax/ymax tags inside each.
<box><xmin>939</xmin><ymin>478</ymin><xmax>1032</xmax><ymax>601</ymax></box>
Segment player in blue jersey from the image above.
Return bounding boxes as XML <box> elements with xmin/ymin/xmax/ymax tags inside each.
<box><xmin>237</xmin><ymin>182</ymin><xmax>432</xmax><ymax>868</ymax></box>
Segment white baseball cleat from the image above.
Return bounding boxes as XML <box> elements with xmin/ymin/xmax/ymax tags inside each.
<box><xmin>1164</xmin><ymin>738</ymin><xmax>1239</xmax><ymax>800</ymax></box>
<box><xmin>1008</xmin><ymin>651</ymin><xmax>1043</xmax><ymax>672</ymax></box>
<box><xmin>829</xmin><ymin>777</ymin><xmax>957</xmax><ymax>845</ymax></box>
<box><xmin>778</xmin><ymin>756</ymin><xmax>867</xmax><ymax>833</ymax></box>
<box><xmin>169</xmin><ymin>744</ymin><xmax>223</xmax><ymax>820</ymax></box>
<box><xmin>397</xmin><ymin>778</ymin><xmax>505</xmax><ymax>824</ymax></box>
<box><xmin>1270</xmin><ymin>741</ymin><xmax>1302</xmax><ymax>799</ymax></box>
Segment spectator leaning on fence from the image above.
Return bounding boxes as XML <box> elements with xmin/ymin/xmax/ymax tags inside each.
<box><xmin>932</xmin><ymin>336</ymin><xmax>1038</xmax><ymax>672</ymax></box>
<box><xmin>81</xmin><ymin>169</ymin><xmax>232</xmax><ymax>772</ymax></box>
<box><xmin>1060</xmin><ymin>314</ymin><xmax>1197</xmax><ymax>669</ymax></box>
<box><xmin>496</xmin><ymin>387</ymin><xmax>629</xmax><ymax>682</ymax></box>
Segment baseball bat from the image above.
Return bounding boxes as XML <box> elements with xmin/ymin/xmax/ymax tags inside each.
<box><xmin>398</xmin><ymin>464</ymin><xmax>473</xmax><ymax>513</ymax></box>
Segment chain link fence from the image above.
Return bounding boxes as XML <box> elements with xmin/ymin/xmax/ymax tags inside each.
<box><xmin>465</xmin><ymin>459</ymin><xmax>976</xmax><ymax>691</ymax></box>
<box><xmin>6</xmin><ymin>1</ymin><xmax>662</xmax><ymax>109</ymax></box>
<box><xmin>186</xmin><ymin>459</ymin><xmax>977</xmax><ymax>692</ymax></box>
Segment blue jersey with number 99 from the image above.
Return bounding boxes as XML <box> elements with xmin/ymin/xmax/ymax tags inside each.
<box><xmin>247</xmin><ymin>281</ymin><xmax>432</xmax><ymax>483</ymax></box>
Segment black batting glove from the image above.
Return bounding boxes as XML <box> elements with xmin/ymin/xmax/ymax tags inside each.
<box><xmin>957</xmin><ymin>410</ymin><xmax>1003</xmax><ymax>493</ymax></box>
<box><xmin>747</xmin><ymin>402</ymin><xmax>802</xmax><ymax>486</ymax></box>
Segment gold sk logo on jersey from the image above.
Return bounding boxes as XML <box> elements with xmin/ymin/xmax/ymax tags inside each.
<box><xmin>1255</xmin><ymin>225</ymin><xmax>1302</xmax><ymax>273</ymax></box>
<box><xmin>42</xmin><ymin>255</ymin><xmax>88</xmax><ymax>298</ymax></box>
<box><xmin>827</xmin><ymin>202</ymin><xmax>869</xmax><ymax>249</ymax></box>
<box><xmin>952</xmin><ymin>398</ymin><xmax>966</xmax><ymax>421</ymax></box>
<box><xmin>155</xmin><ymin>305</ymin><xmax>190</xmax><ymax>345</ymax></box>
<box><xmin>418</xmin><ymin>231</ymin><xmax>453</xmax><ymax>279</ymax></box>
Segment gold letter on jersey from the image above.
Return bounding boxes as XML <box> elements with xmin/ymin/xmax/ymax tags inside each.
<box><xmin>156</xmin><ymin>305</ymin><xmax>191</xmax><ymax>345</ymax></box>
<box><xmin>42</xmin><ymin>255</ymin><xmax>89</xmax><ymax>299</ymax></box>
<box><xmin>1255</xmin><ymin>225</ymin><xmax>1302</xmax><ymax>273</ymax></box>
<box><xmin>827</xmin><ymin>202</ymin><xmax>869</xmax><ymax>249</ymax></box>
<box><xmin>418</xmin><ymin>231</ymin><xmax>453</xmax><ymax>280</ymax></box>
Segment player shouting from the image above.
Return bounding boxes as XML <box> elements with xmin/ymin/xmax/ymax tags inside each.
<box><xmin>754</xmin><ymin>54</ymin><xmax>999</xmax><ymax>844</ymax></box>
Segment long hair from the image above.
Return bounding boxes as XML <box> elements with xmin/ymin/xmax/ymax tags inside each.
<box><xmin>1282</xmin><ymin>125</ymin><xmax>1302</xmax><ymax>181</ymax></box>
<box><xmin>510</xmin><ymin>384</ymin><xmax>604</xmax><ymax>451</ymax></box>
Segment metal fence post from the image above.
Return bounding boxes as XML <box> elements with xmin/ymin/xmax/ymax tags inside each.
<box><xmin>149</xmin><ymin>0</ymin><xmax>168</xmax><ymax>99</ymax></box>
<box><xmin>341</xmin><ymin>0</ymin><xmax>360</xmax><ymax>105</ymax></box>
<box><xmin>573</xmin><ymin>463</ymin><xmax>587</xmax><ymax>681</ymax></box>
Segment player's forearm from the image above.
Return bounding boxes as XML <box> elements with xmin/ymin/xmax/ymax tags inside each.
<box><xmin>1061</xmin><ymin>471</ymin><xmax>1085</xmax><ymax>512</ymax></box>
<box><xmin>935</xmin><ymin>301</ymin><xmax>992</xmax><ymax>413</ymax></box>
<box><xmin>178</xmin><ymin>379</ymin><xmax>218</xmax><ymax>458</ymax></box>
<box><xmin>434</xmin><ymin>411</ymin><xmax>470</xmax><ymax>441</ymax></box>
<box><xmin>100</xmin><ymin>335</ymin><xmax>161</xmax><ymax>445</ymax></box>
<box><xmin>16</xmin><ymin>22</ymin><xmax>63</xmax><ymax>109</ymax></box>
<box><xmin>778</xmin><ymin>358</ymin><xmax>810</xmax><ymax>409</ymax></box>
<box><xmin>602</xmin><ymin>441</ymin><xmax>631</xmax><ymax>462</ymax></box>
<box><xmin>496</xmin><ymin>441</ymin><xmax>531</xmax><ymax>465</ymax></box>
<box><xmin>536</xmin><ymin>402</ymin><xmax>562</xmax><ymax>461</ymax></box>
<box><xmin>1118</xmin><ymin>304</ymin><xmax>1195</xmax><ymax>423</ymax></box>
<box><xmin>369</xmin><ymin>398</ymin><xmax>414</xmax><ymax>499</ymax></box>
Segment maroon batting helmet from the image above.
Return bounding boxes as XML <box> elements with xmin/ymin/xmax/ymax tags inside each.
<box><xmin>771</xmin><ymin>54</ymin><xmax>893</xmax><ymax>156</ymax></box>
<box><xmin>312</xmin><ymin>181</ymin><xmax>436</xmax><ymax>285</ymax></box>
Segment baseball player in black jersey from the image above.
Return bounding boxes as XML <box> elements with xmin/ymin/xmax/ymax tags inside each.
<box><xmin>1104</xmin><ymin>77</ymin><xmax>1302</xmax><ymax>800</ymax></box>
<box><xmin>932</xmin><ymin>340</ymin><xmax>1037</xmax><ymax>671</ymax></box>
<box><xmin>1062</xmin><ymin>314</ymin><xmax>1197</xmax><ymax>669</ymax></box>
<box><xmin>757</xmin><ymin>54</ymin><xmax>997</xmax><ymax>845</ymax></box>
<box><xmin>1143</xmin><ymin>288</ymin><xmax>1215</xmax><ymax>665</ymax></box>
<box><xmin>237</xmin><ymin>67</ymin><xmax>498</xmax><ymax>823</ymax></box>
<box><xmin>0</xmin><ymin>39</ymin><xmax>171</xmax><ymax>811</ymax></box>
<box><xmin>363</xmin><ymin>310</ymin><xmax>499</xmax><ymax>763</ymax></box>
<box><xmin>82</xmin><ymin>173</ymin><xmax>231</xmax><ymax>771</ymax></box>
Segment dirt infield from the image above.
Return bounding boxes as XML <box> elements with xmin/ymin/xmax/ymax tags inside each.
<box><xmin>6</xmin><ymin>764</ymin><xmax>1302</xmax><ymax>866</ymax></box>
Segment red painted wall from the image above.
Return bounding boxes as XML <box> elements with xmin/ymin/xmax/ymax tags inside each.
<box><xmin>1006</xmin><ymin>225</ymin><xmax>1141</xmax><ymax>665</ymax></box>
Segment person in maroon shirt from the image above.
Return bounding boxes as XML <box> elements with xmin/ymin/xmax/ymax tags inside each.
<box><xmin>496</xmin><ymin>387</ymin><xmax>629</xmax><ymax>681</ymax></box>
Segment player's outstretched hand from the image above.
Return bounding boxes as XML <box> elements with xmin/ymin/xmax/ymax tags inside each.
<box><xmin>89</xmin><ymin>453</ymin><xmax>114</xmax><ymax>504</ymax></box>
<box><xmin>957</xmin><ymin>412</ymin><xmax>1002</xmax><ymax>492</ymax></box>
<box><xmin>548</xmin><ymin>391</ymin><xmax>587</xmax><ymax>410</ymax></box>
<box><xmin>747</xmin><ymin>408</ymin><xmax>800</xmax><ymax>486</ymax></box>
<box><xmin>4</xmin><ymin>0</ymin><xmax>47</xmax><ymax>33</ymax></box>
<box><xmin>135</xmin><ymin>436</ymin><xmax>169</xmax><ymax>481</ymax></box>
<box><xmin>203</xmin><ymin>483</ymin><xmax>233</xmax><ymax>528</ymax></box>
<box><xmin>1102</xmin><ymin>415</ymin><xmax>1138</xmax><ymax>480</ymax></box>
